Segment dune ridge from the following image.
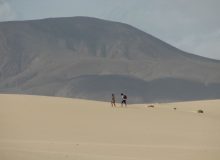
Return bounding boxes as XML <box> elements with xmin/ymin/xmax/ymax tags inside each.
<box><xmin>1</xmin><ymin>94</ymin><xmax>220</xmax><ymax>160</ymax></box>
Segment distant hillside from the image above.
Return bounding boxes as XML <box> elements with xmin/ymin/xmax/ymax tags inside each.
<box><xmin>0</xmin><ymin>16</ymin><xmax>220</xmax><ymax>103</ymax></box>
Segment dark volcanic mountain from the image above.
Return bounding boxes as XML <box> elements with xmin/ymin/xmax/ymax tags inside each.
<box><xmin>0</xmin><ymin>16</ymin><xmax>220</xmax><ymax>103</ymax></box>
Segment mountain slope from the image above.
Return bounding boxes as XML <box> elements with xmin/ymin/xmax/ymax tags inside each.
<box><xmin>0</xmin><ymin>16</ymin><xmax>220</xmax><ymax>103</ymax></box>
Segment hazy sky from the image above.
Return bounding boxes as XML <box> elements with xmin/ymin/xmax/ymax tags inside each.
<box><xmin>0</xmin><ymin>0</ymin><xmax>220</xmax><ymax>60</ymax></box>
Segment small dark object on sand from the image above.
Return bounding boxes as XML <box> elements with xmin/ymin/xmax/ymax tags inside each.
<box><xmin>197</xmin><ymin>109</ymin><xmax>204</xmax><ymax>113</ymax></box>
<box><xmin>173</xmin><ymin>108</ymin><xmax>177</xmax><ymax>110</ymax></box>
<box><xmin>148</xmin><ymin>105</ymin><xmax>155</xmax><ymax>108</ymax></box>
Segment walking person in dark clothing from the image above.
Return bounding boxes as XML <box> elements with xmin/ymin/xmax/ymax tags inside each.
<box><xmin>121</xmin><ymin>93</ymin><xmax>127</xmax><ymax>107</ymax></box>
<box><xmin>111</xmin><ymin>94</ymin><xmax>116</xmax><ymax>107</ymax></box>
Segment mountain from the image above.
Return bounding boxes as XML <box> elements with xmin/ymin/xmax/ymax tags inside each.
<box><xmin>0</xmin><ymin>16</ymin><xmax>220</xmax><ymax>103</ymax></box>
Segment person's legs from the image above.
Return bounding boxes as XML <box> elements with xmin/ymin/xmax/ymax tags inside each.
<box><xmin>121</xmin><ymin>100</ymin><xmax>126</xmax><ymax>107</ymax></box>
<box><xmin>111</xmin><ymin>100</ymin><xmax>116</xmax><ymax>107</ymax></box>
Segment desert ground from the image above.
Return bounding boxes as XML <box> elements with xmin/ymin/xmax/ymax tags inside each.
<box><xmin>0</xmin><ymin>94</ymin><xmax>220</xmax><ymax>160</ymax></box>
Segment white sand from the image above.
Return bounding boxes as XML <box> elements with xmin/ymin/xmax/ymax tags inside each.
<box><xmin>0</xmin><ymin>94</ymin><xmax>220</xmax><ymax>160</ymax></box>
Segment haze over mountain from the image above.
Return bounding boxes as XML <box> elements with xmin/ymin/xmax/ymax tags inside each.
<box><xmin>0</xmin><ymin>16</ymin><xmax>220</xmax><ymax>103</ymax></box>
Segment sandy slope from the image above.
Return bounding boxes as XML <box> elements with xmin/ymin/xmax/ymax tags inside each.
<box><xmin>0</xmin><ymin>94</ymin><xmax>220</xmax><ymax>160</ymax></box>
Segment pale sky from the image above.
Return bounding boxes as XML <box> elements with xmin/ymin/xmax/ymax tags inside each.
<box><xmin>1</xmin><ymin>0</ymin><xmax>220</xmax><ymax>60</ymax></box>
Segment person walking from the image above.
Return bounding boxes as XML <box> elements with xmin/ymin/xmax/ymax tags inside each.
<box><xmin>121</xmin><ymin>93</ymin><xmax>127</xmax><ymax>107</ymax></box>
<box><xmin>111</xmin><ymin>94</ymin><xmax>116</xmax><ymax>107</ymax></box>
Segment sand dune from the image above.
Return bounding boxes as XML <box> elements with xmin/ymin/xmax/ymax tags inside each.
<box><xmin>0</xmin><ymin>94</ymin><xmax>220</xmax><ymax>160</ymax></box>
